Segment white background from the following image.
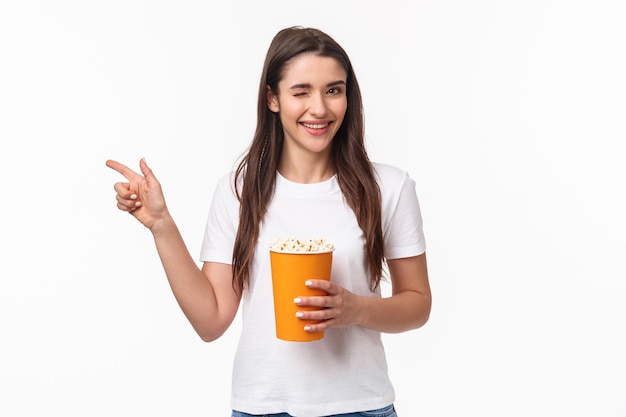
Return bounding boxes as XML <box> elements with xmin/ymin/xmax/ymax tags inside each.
<box><xmin>1</xmin><ymin>1</ymin><xmax>625</xmax><ymax>415</ymax></box>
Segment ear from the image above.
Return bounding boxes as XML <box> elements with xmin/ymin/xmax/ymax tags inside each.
<box><xmin>267</xmin><ymin>85</ymin><xmax>279</xmax><ymax>113</ymax></box>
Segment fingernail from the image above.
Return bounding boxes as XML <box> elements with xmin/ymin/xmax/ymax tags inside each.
<box><xmin>294</xmin><ymin>297</ymin><xmax>301</xmax><ymax>304</ymax></box>
<box><xmin>295</xmin><ymin>312</ymin><xmax>304</xmax><ymax>318</ymax></box>
<box><xmin>130</xmin><ymin>194</ymin><xmax>137</xmax><ymax>199</ymax></box>
<box><xmin>134</xmin><ymin>201</ymin><xmax>142</xmax><ymax>207</ymax></box>
<box><xmin>304</xmin><ymin>326</ymin><xmax>311</xmax><ymax>331</ymax></box>
<box><xmin>305</xmin><ymin>280</ymin><xmax>312</xmax><ymax>286</ymax></box>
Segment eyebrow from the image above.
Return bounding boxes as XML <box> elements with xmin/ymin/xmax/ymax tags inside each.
<box><xmin>289</xmin><ymin>80</ymin><xmax>346</xmax><ymax>90</ymax></box>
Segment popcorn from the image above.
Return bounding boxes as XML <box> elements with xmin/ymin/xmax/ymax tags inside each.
<box><xmin>269</xmin><ymin>237</ymin><xmax>335</xmax><ymax>253</ymax></box>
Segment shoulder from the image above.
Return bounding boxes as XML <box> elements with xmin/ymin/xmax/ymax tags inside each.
<box><xmin>371</xmin><ymin>161</ymin><xmax>411</xmax><ymax>185</ymax></box>
<box><xmin>211</xmin><ymin>170</ymin><xmax>240</xmax><ymax>202</ymax></box>
<box><xmin>370</xmin><ymin>162</ymin><xmax>419</xmax><ymax>208</ymax></box>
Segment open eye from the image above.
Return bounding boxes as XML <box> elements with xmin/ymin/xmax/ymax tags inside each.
<box><xmin>327</xmin><ymin>87</ymin><xmax>342</xmax><ymax>95</ymax></box>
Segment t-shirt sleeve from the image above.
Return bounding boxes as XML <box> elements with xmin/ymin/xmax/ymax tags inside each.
<box><xmin>381</xmin><ymin>169</ymin><xmax>426</xmax><ymax>260</ymax></box>
<box><xmin>199</xmin><ymin>174</ymin><xmax>240</xmax><ymax>264</ymax></box>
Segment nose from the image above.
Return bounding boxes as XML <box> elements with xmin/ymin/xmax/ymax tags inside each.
<box><xmin>308</xmin><ymin>93</ymin><xmax>327</xmax><ymax>118</ymax></box>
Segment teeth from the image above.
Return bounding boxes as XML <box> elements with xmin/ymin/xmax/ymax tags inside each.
<box><xmin>302</xmin><ymin>122</ymin><xmax>328</xmax><ymax>129</ymax></box>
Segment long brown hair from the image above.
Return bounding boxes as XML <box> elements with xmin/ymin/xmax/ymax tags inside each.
<box><xmin>232</xmin><ymin>26</ymin><xmax>384</xmax><ymax>294</ymax></box>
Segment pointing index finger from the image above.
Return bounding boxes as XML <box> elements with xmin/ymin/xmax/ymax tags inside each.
<box><xmin>105</xmin><ymin>159</ymin><xmax>141</xmax><ymax>181</ymax></box>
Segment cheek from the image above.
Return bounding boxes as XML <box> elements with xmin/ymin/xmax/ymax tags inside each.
<box><xmin>278</xmin><ymin>99</ymin><xmax>303</xmax><ymax>117</ymax></box>
<box><xmin>335</xmin><ymin>96</ymin><xmax>348</xmax><ymax>113</ymax></box>
<box><xmin>334</xmin><ymin>102</ymin><xmax>348</xmax><ymax>122</ymax></box>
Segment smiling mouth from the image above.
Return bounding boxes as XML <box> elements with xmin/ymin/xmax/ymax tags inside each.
<box><xmin>301</xmin><ymin>122</ymin><xmax>330</xmax><ymax>129</ymax></box>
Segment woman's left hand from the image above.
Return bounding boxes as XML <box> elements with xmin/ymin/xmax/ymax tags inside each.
<box><xmin>294</xmin><ymin>280</ymin><xmax>364</xmax><ymax>332</ymax></box>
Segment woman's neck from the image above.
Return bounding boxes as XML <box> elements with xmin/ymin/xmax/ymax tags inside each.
<box><xmin>277</xmin><ymin>155</ymin><xmax>335</xmax><ymax>184</ymax></box>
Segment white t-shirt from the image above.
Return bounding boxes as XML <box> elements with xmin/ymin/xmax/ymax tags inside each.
<box><xmin>199</xmin><ymin>162</ymin><xmax>426</xmax><ymax>416</ymax></box>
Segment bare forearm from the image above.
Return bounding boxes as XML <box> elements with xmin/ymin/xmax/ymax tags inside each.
<box><xmin>357</xmin><ymin>290</ymin><xmax>431</xmax><ymax>333</ymax></box>
<box><xmin>151</xmin><ymin>216</ymin><xmax>225</xmax><ymax>340</ymax></box>
<box><xmin>358</xmin><ymin>254</ymin><xmax>431</xmax><ymax>333</ymax></box>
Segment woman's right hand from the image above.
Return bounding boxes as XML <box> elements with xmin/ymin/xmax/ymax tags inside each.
<box><xmin>105</xmin><ymin>158</ymin><xmax>169</xmax><ymax>231</ymax></box>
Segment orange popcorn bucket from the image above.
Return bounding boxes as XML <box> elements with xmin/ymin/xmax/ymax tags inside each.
<box><xmin>269</xmin><ymin>249</ymin><xmax>333</xmax><ymax>342</ymax></box>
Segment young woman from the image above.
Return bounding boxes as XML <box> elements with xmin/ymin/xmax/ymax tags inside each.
<box><xmin>106</xmin><ymin>26</ymin><xmax>431</xmax><ymax>417</ymax></box>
